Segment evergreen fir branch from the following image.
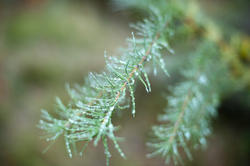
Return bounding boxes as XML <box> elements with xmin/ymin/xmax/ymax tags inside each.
<box><xmin>147</xmin><ymin>41</ymin><xmax>228</xmax><ymax>165</ymax></box>
<box><xmin>38</xmin><ymin>0</ymin><xmax>237</xmax><ymax>165</ymax></box>
<box><xmin>38</xmin><ymin>7</ymin><xmax>173</xmax><ymax>165</ymax></box>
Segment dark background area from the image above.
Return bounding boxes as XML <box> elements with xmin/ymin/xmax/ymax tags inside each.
<box><xmin>0</xmin><ymin>0</ymin><xmax>249</xmax><ymax>166</ymax></box>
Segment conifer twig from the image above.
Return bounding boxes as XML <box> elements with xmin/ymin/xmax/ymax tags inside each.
<box><xmin>38</xmin><ymin>6</ymin><xmax>171</xmax><ymax>165</ymax></box>
<box><xmin>148</xmin><ymin>42</ymin><xmax>227</xmax><ymax>165</ymax></box>
<box><xmin>168</xmin><ymin>91</ymin><xmax>191</xmax><ymax>145</ymax></box>
<box><xmin>64</xmin><ymin>91</ymin><xmax>103</xmax><ymax>128</ymax></box>
<box><xmin>38</xmin><ymin>0</ymin><xmax>238</xmax><ymax>165</ymax></box>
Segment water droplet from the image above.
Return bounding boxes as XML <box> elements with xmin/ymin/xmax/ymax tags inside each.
<box><xmin>160</xmin><ymin>59</ymin><xmax>164</xmax><ymax>64</ymax></box>
<box><xmin>185</xmin><ymin>131</ymin><xmax>191</xmax><ymax>140</ymax></box>
<box><xmin>198</xmin><ymin>75</ymin><xmax>207</xmax><ymax>85</ymax></box>
<box><xmin>154</xmin><ymin>68</ymin><xmax>157</xmax><ymax>76</ymax></box>
<box><xmin>200</xmin><ymin>137</ymin><xmax>206</xmax><ymax>145</ymax></box>
<box><xmin>110</xmin><ymin>106</ymin><xmax>115</xmax><ymax>111</ymax></box>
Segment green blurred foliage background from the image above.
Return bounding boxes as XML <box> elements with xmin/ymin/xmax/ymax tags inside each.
<box><xmin>0</xmin><ymin>0</ymin><xmax>249</xmax><ymax>166</ymax></box>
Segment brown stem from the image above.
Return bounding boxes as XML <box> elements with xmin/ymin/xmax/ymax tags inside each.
<box><xmin>65</xmin><ymin>24</ymin><xmax>166</xmax><ymax>128</ymax></box>
<box><xmin>168</xmin><ymin>91</ymin><xmax>191</xmax><ymax>145</ymax></box>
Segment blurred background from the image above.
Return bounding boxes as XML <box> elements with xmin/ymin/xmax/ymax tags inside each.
<box><xmin>0</xmin><ymin>0</ymin><xmax>249</xmax><ymax>166</ymax></box>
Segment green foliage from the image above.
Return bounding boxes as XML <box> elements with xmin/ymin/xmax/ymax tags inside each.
<box><xmin>38</xmin><ymin>6</ymin><xmax>173</xmax><ymax>164</ymax></box>
<box><xmin>147</xmin><ymin>42</ymin><xmax>229</xmax><ymax>165</ymax></box>
<box><xmin>38</xmin><ymin>0</ymin><xmax>242</xmax><ymax>165</ymax></box>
